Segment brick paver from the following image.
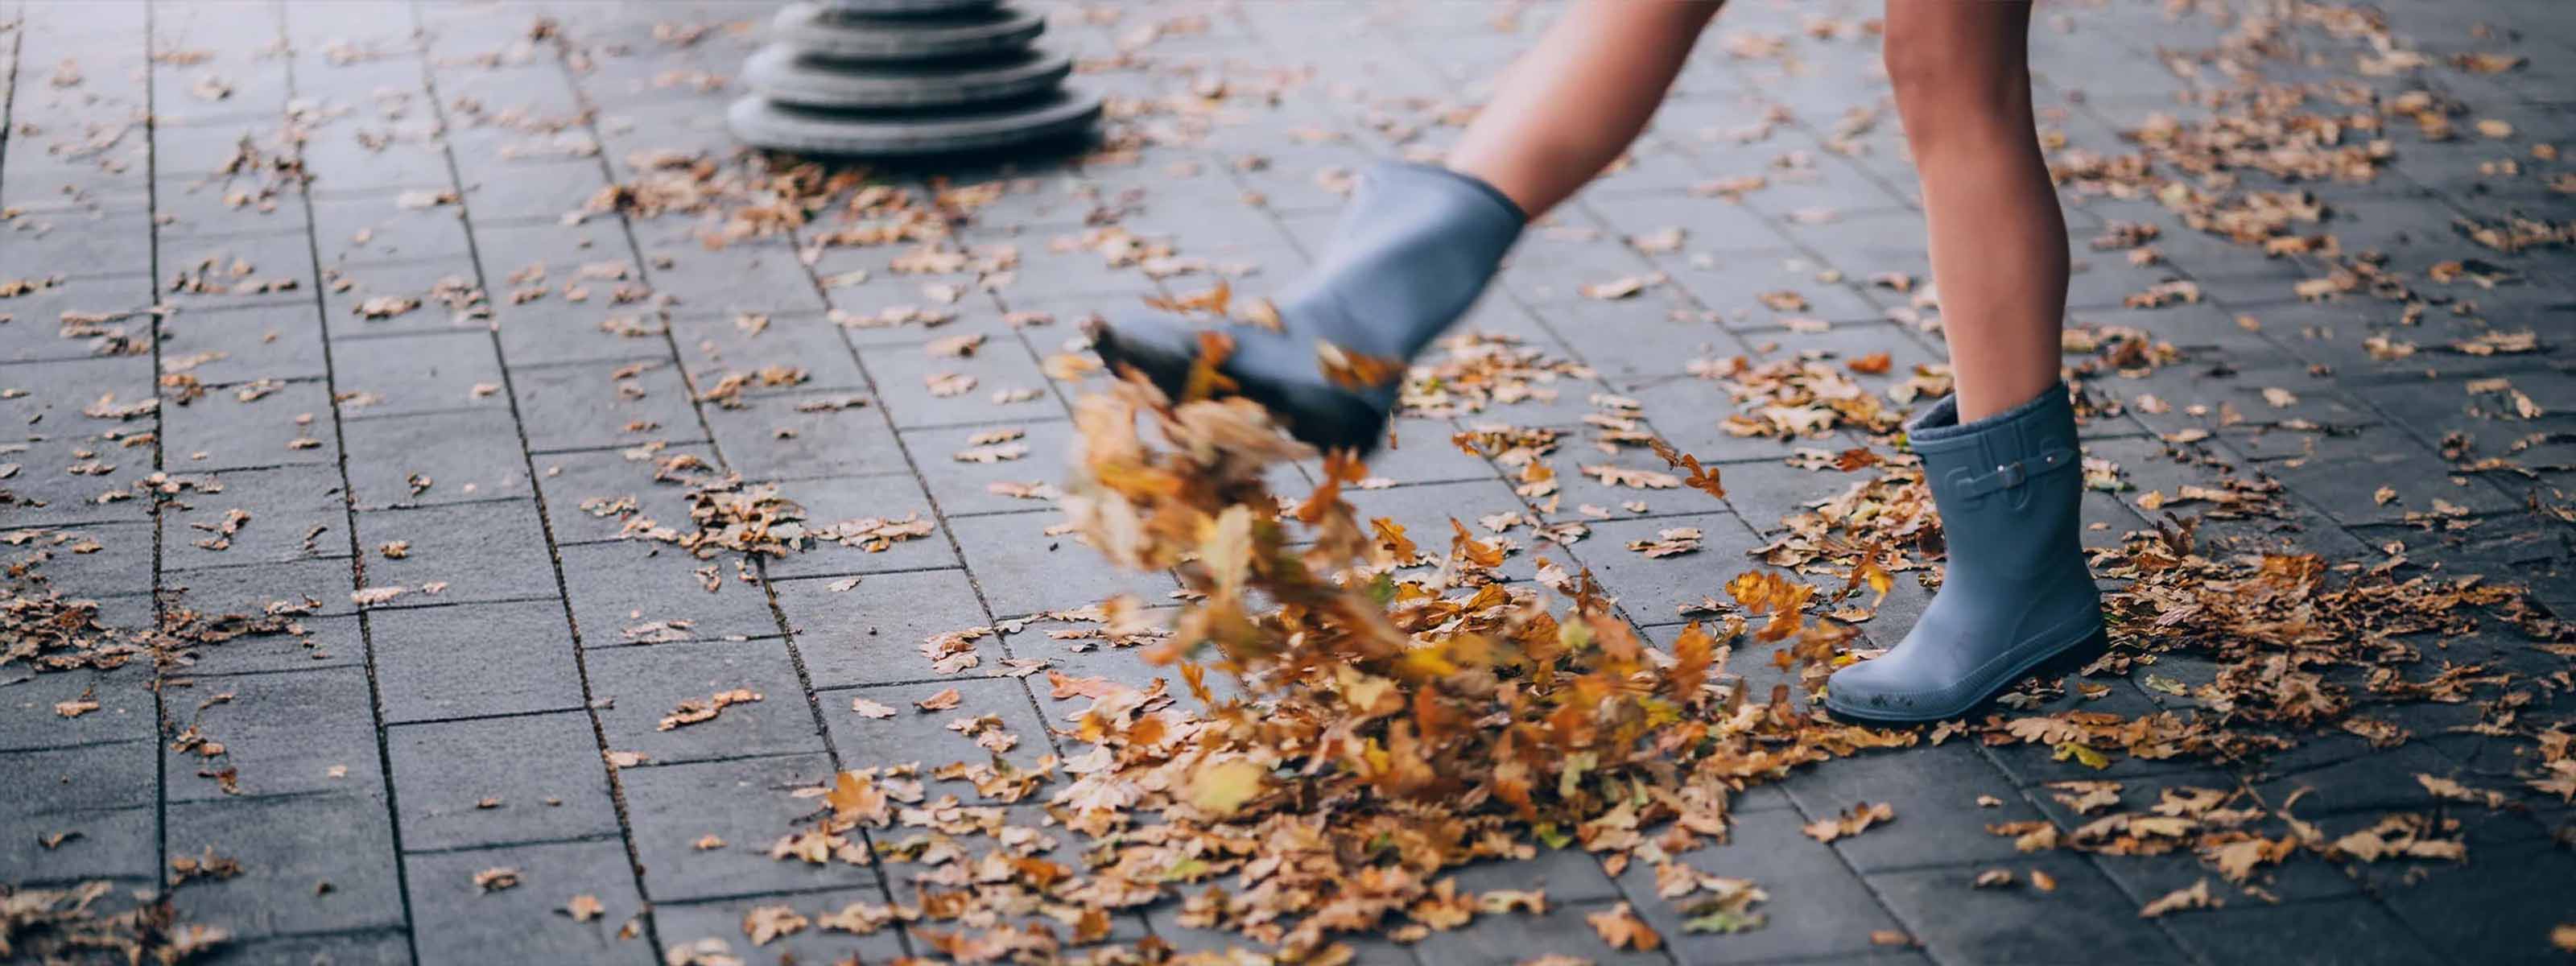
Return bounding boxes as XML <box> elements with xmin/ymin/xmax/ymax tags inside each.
<box><xmin>5</xmin><ymin>1</ymin><xmax>2575</xmax><ymax>964</ymax></box>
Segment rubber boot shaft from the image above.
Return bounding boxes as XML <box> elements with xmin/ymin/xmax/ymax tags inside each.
<box><xmin>1825</xmin><ymin>383</ymin><xmax>2104</xmax><ymax>722</ymax></box>
<box><xmin>1089</xmin><ymin>161</ymin><xmax>1523</xmax><ymax>452</ymax></box>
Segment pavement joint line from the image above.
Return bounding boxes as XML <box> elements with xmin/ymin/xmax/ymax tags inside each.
<box><xmin>394</xmin><ymin>2</ymin><xmax>682</xmax><ymax>952</ymax></box>
<box><xmin>398</xmin><ymin>831</ymin><xmax>630</xmax><ymax>857</ymax></box>
<box><xmin>758</xmin><ymin>184</ymin><xmax>1034</xmax><ymax>966</ymax></box>
<box><xmin>130</xmin><ymin>0</ymin><xmax>177</xmax><ymax>932</ymax></box>
<box><xmin>604</xmin><ymin>747</ymin><xmax>825</xmax><ymax>774</ymax></box>
<box><xmin>578</xmin><ymin>634</ymin><xmax>792</xmax><ymax>653</ymax></box>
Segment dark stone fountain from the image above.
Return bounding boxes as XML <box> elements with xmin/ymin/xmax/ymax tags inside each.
<box><xmin>728</xmin><ymin>0</ymin><xmax>1101</xmax><ymax>155</ymax></box>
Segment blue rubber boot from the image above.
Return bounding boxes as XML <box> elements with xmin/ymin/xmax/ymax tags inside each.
<box><xmin>1087</xmin><ymin>161</ymin><xmax>1524</xmax><ymax>452</ymax></box>
<box><xmin>1825</xmin><ymin>383</ymin><xmax>2106</xmax><ymax>723</ymax></box>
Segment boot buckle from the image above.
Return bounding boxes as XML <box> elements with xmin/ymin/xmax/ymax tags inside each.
<box><xmin>1957</xmin><ymin>447</ymin><xmax>2074</xmax><ymax>498</ymax></box>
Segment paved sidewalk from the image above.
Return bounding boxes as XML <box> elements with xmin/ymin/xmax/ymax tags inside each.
<box><xmin>3</xmin><ymin>1</ymin><xmax>2574</xmax><ymax>964</ymax></box>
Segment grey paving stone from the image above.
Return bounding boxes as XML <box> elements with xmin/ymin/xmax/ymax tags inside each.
<box><xmin>157</xmin><ymin>374</ymin><xmax>341</xmax><ymax>466</ymax></box>
<box><xmin>148</xmin><ymin>121</ymin><xmax>296</xmax><ymax>181</ymax></box>
<box><xmin>0</xmin><ymin>667</ymin><xmax>155</xmax><ymax>753</ymax></box>
<box><xmin>461</xmin><ymin>157</ymin><xmax>617</xmax><ymax>224</ymax></box>
<box><xmin>468</xmin><ymin>222</ymin><xmax>638</xmax><ymax>290</ymax></box>
<box><xmin>534</xmin><ymin>444</ymin><xmax>717</xmax><ymax>545</ymax></box>
<box><xmin>341</xmin><ymin>407</ymin><xmax>532</xmax><ymax>508</ymax></box>
<box><xmin>1776</xmin><ymin>742</ymin><xmax>2050</xmax><ymax>874</ymax></box>
<box><xmin>2351</xmin><ymin>376</ymin><xmax>2576</xmax><ymax>455</ymax></box>
<box><xmin>1445</xmin><ymin>844</ymin><xmax>1624</xmax><ymax>906</ymax></box>
<box><xmin>390</xmin><ymin>709</ymin><xmax>620</xmax><ymax>851</ymax></box>
<box><xmin>1564</xmin><ymin>511</ymin><xmax>1766</xmax><ymax>625</ymax></box>
<box><xmin>318</xmin><ymin>258</ymin><xmax>486</xmax><ymax>340</ymax></box>
<box><xmin>1641</xmin><ymin>620</ymin><xmax>1834</xmax><ymax>728</ymax></box>
<box><xmin>163</xmin><ymin>666</ymin><xmax>381</xmax><ymax>802</ymax></box>
<box><xmin>512</xmin><ymin>358</ymin><xmax>711</xmax><ymax>454</ymax></box>
<box><xmin>353</xmin><ymin>499</ymin><xmax>557</xmax><ymax>607</ymax></box>
<box><xmin>696</xmin><ymin>388</ymin><xmax>903</xmax><ymax>480</ymax></box>
<box><xmin>2247</xmin><ymin>430</ymin><xmax>2520</xmax><ymax>527</ymax></box>
<box><xmin>159</xmin><ymin>231</ymin><xmax>319</xmax><ymax>312</ymax></box>
<box><xmin>1980</xmin><ymin>683</ymin><xmax>2218</xmax><ymax>786</ymax></box>
<box><xmin>1703</xmin><ymin>456</ymin><xmax>1861</xmax><ymax>537</ymax></box>
<box><xmin>492</xmin><ymin>303</ymin><xmax>670</xmax><ymax>374</ymax></box>
<box><xmin>1004</xmin><ymin>603</ymin><xmax>1249</xmax><ymax>701</ymax></box>
<box><xmin>1865</xmin><ymin>852</ymin><xmax>2189</xmax><ymax>965</ymax></box>
<box><xmin>1359</xmin><ymin>417</ymin><xmax>1503</xmax><ymax>485</ymax></box>
<box><xmin>586</xmin><ymin>638</ymin><xmax>825</xmax><ymax>766</ymax></box>
<box><xmin>407</xmin><ymin>838</ymin><xmax>656</xmax><ymax>965</ymax></box>
<box><xmin>824</xmin><ymin>676</ymin><xmax>1054</xmax><ymax>774</ymax></box>
<box><xmin>161</xmin><ymin>464</ymin><xmax>348</xmax><ymax>569</ymax></box>
<box><xmin>311</xmin><ymin>193</ymin><xmax>475</xmax><ymax>266</ymax></box>
<box><xmin>670</xmin><ymin>309</ymin><xmax>871</xmax><ymax>396</ymax></box>
<box><xmin>900</xmin><ymin>419</ymin><xmax>1076</xmax><ymax>517</ymax></box>
<box><xmin>2246</xmin><ymin>741</ymin><xmax>2471</xmax><ymax>818</ymax></box>
<box><xmin>1524</xmin><ymin>296</ymin><xmax>1727</xmax><ymax>392</ymax></box>
<box><xmin>650</xmin><ymin>888</ymin><xmax>912</xmax><ymax>964</ymax></box>
<box><xmin>0</xmin><ymin>206</ymin><xmax>155</xmax><ymax>283</ymax></box>
<box><xmin>331</xmin><ymin>329</ymin><xmax>508</xmax><ymax>419</ymax></box>
<box><xmin>166</xmin><ymin>792</ymin><xmax>406</xmax><ymax>939</ymax></box>
<box><xmin>861</xmin><ymin>336</ymin><xmax>1063</xmax><ymax>430</ymax></box>
<box><xmin>618</xmin><ymin>752</ymin><xmax>880</xmax><ymax>902</ymax></box>
<box><xmin>1217</xmin><ymin>142</ymin><xmax>1386</xmax><ymax>217</ymax></box>
<box><xmin>560</xmin><ymin>540</ymin><xmax>783</xmax><ymax>646</ymax></box>
<box><xmin>1408</xmin><ymin>898</ymin><xmax>1670</xmax><ymax>966</ymax></box>
<box><xmin>0</xmin><ymin>805</ymin><xmax>157</xmax><ymax>886</ymax></box>
<box><xmin>0</xmin><ymin>357</ymin><xmax>159</xmax><ymax>526</ymax></box>
<box><xmin>1146</xmin><ymin>905</ymin><xmax>1418</xmax><ymax>964</ymax></box>
<box><xmin>1338</xmin><ymin>476</ymin><xmax>1556</xmax><ymax>566</ymax></box>
<box><xmin>2</xmin><ymin>741</ymin><xmax>157</xmax><ymax>815</ymax></box>
<box><xmin>372</xmin><ymin>598</ymin><xmax>586</xmax><ymax>724</ymax></box>
<box><xmin>2066</xmin><ymin>245</ymin><xmax>2194</xmax><ymax>312</ymax></box>
<box><xmin>775</xmin><ymin>568</ymin><xmax>990</xmax><ymax>689</ymax></box>
<box><xmin>1688</xmin><ymin>251</ymin><xmax>1892</xmax><ymax>328</ymax></box>
<box><xmin>758</xmin><ymin>473</ymin><xmax>960</xmax><ymax>578</ymax></box>
<box><xmin>1608</xmin><ymin>380</ymin><xmax>1856</xmax><ymax>470</ymax></box>
<box><xmin>1737</xmin><ymin>320</ymin><xmax>1948</xmax><ymax>388</ymax></box>
<box><xmin>493</xmin><ymin>304</ymin><xmax>677</xmax><ymax>371</ymax></box>
<box><xmin>14</xmin><ymin>522</ymin><xmax>157</xmax><ymax>602</ymax></box>
<box><xmin>1583</xmin><ymin>191</ymin><xmax>1788</xmax><ymax>255</ymax></box>
<box><xmin>1500</xmin><ymin>234</ymin><xmax>1675</xmax><ymax>313</ymax></box>
<box><xmin>2159</xmin><ymin>896</ymin><xmax>2443</xmax><ymax>966</ymax></box>
<box><xmin>943</xmin><ymin>510</ymin><xmax>1179</xmax><ymax>617</ymax></box>
<box><xmin>0</xmin><ymin>274</ymin><xmax>159</xmax><ymax>363</ymax></box>
<box><xmin>161</xmin><ymin>557</ymin><xmax>361</xmax><ymax>619</ymax></box>
<box><xmin>2025</xmin><ymin>768</ymin><xmax>2359</xmax><ymax>906</ymax></box>
<box><xmin>181</xmin><ymin>613</ymin><xmax>364</xmax><ymax>677</ymax></box>
<box><xmin>634</xmin><ymin>237</ymin><xmax>828</xmax><ymax>317</ymax></box>
<box><xmin>1602</xmin><ymin>806</ymin><xmax>1905</xmax><ymax>964</ymax></box>
<box><xmin>151</xmin><ymin>176</ymin><xmax>311</xmax><ymax>242</ymax></box>
<box><xmin>195</xmin><ymin>930</ymin><xmax>413</xmax><ymax>966</ymax></box>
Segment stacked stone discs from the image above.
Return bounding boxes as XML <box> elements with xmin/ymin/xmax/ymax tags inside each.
<box><xmin>729</xmin><ymin>1</ymin><xmax>1101</xmax><ymax>156</ymax></box>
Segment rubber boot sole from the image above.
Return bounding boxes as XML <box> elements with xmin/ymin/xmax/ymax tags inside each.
<box><xmin>1088</xmin><ymin>321</ymin><xmax>1390</xmax><ymax>454</ymax></box>
<box><xmin>1822</xmin><ymin>625</ymin><xmax>2112</xmax><ymax>726</ymax></box>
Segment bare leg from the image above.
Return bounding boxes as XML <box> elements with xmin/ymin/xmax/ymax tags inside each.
<box><xmin>1446</xmin><ymin>0</ymin><xmax>1726</xmax><ymax>217</ymax></box>
<box><xmin>1885</xmin><ymin>0</ymin><xmax>2067</xmax><ymax>421</ymax></box>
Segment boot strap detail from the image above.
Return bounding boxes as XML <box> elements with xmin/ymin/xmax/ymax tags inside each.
<box><xmin>1958</xmin><ymin>446</ymin><xmax>2078</xmax><ymax>497</ymax></box>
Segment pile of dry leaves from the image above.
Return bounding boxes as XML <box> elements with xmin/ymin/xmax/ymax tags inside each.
<box><xmin>720</xmin><ymin>348</ymin><xmax>2568</xmax><ymax>964</ymax></box>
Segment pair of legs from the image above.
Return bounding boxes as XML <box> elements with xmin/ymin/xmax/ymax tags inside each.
<box><xmin>1089</xmin><ymin>0</ymin><xmax>2103</xmax><ymax>723</ymax></box>
<box><xmin>1439</xmin><ymin>0</ymin><xmax>2103</xmax><ymax>724</ymax></box>
<box><xmin>1447</xmin><ymin>0</ymin><xmax>2066</xmax><ymax>422</ymax></box>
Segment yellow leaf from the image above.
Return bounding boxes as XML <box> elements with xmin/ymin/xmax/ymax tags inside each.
<box><xmin>2053</xmin><ymin>742</ymin><xmax>2112</xmax><ymax>770</ymax></box>
<box><xmin>1189</xmin><ymin>758</ymin><xmax>1266</xmax><ymax>816</ymax></box>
